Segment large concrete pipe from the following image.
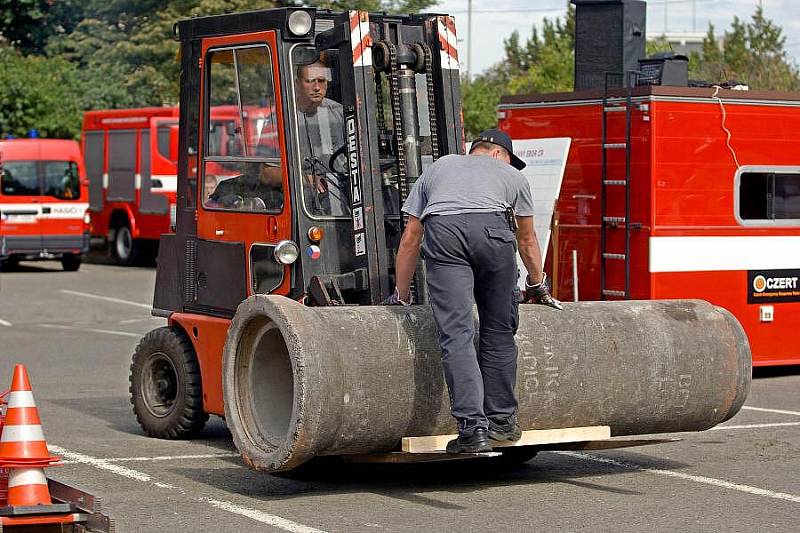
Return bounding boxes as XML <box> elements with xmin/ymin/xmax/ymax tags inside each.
<box><xmin>222</xmin><ymin>296</ymin><xmax>750</xmax><ymax>472</ymax></box>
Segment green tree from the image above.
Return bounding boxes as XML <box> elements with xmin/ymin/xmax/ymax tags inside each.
<box><xmin>292</xmin><ymin>1</ymin><xmax>436</xmax><ymax>12</ymax></box>
<box><xmin>461</xmin><ymin>5</ymin><xmax>574</xmax><ymax>137</ymax></box>
<box><xmin>690</xmin><ymin>6</ymin><xmax>799</xmax><ymax>90</ymax></box>
<box><xmin>0</xmin><ymin>0</ymin><xmax>85</xmax><ymax>55</ymax></box>
<box><xmin>0</xmin><ymin>46</ymin><xmax>83</xmax><ymax>138</ymax></box>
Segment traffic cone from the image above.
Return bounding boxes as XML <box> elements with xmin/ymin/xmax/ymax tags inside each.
<box><xmin>6</xmin><ymin>466</ymin><xmax>51</xmax><ymax>506</ymax></box>
<box><xmin>0</xmin><ymin>365</ymin><xmax>60</xmax><ymax>466</ymax></box>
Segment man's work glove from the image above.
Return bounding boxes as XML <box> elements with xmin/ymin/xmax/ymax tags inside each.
<box><xmin>381</xmin><ymin>287</ymin><xmax>412</xmax><ymax>306</ymax></box>
<box><xmin>523</xmin><ymin>273</ymin><xmax>563</xmax><ymax>310</ymax></box>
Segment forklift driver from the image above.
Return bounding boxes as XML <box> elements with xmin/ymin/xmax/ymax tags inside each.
<box><xmin>294</xmin><ymin>54</ymin><xmax>349</xmax><ymax>216</ymax></box>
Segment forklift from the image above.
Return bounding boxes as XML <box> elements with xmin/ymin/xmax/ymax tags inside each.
<box><xmin>129</xmin><ymin>7</ymin><xmax>750</xmax><ymax>473</ymax></box>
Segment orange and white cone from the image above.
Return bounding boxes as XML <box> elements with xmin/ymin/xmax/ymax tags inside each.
<box><xmin>6</xmin><ymin>466</ymin><xmax>52</xmax><ymax>506</ymax></box>
<box><xmin>0</xmin><ymin>365</ymin><xmax>60</xmax><ymax>466</ymax></box>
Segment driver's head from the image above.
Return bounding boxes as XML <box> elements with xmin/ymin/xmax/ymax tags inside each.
<box><xmin>296</xmin><ymin>54</ymin><xmax>331</xmax><ymax>110</ymax></box>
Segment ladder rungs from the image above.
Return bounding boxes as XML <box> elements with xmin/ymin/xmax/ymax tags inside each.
<box><xmin>602</xmin><ymin>289</ymin><xmax>627</xmax><ymax>297</ymax></box>
<box><xmin>603</xmin><ymin>180</ymin><xmax>627</xmax><ymax>186</ymax></box>
<box><xmin>603</xmin><ymin>143</ymin><xmax>627</xmax><ymax>149</ymax></box>
<box><xmin>602</xmin><ymin>253</ymin><xmax>627</xmax><ymax>260</ymax></box>
<box><xmin>603</xmin><ymin>216</ymin><xmax>626</xmax><ymax>224</ymax></box>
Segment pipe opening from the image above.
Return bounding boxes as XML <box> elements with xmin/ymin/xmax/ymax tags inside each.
<box><xmin>236</xmin><ymin>317</ymin><xmax>295</xmax><ymax>452</ymax></box>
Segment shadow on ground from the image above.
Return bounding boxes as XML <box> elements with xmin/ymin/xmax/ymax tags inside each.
<box><xmin>170</xmin><ymin>448</ymin><xmax>687</xmax><ymax>507</ymax></box>
<box><xmin>48</xmin><ymin>395</ymin><xmax>233</xmax><ymax>447</ymax></box>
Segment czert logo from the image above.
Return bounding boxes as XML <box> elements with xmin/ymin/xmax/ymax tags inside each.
<box><xmin>753</xmin><ymin>275</ymin><xmax>767</xmax><ymax>293</ymax></box>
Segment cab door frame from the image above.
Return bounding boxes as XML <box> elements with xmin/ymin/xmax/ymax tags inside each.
<box><xmin>191</xmin><ymin>31</ymin><xmax>293</xmax><ymax>314</ymax></box>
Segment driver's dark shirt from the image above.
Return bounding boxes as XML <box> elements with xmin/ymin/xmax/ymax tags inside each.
<box><xmin>209</xmin><ymin>174</ymin><xmax>283</xmax><ymax>211</ymax></box>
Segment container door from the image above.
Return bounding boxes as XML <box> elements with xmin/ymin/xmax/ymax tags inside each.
<box><xmin>40</xmin><ymin>159</ymin><xmax>85</xmax><ymax>247</ymax></box>
<box><xmin>194</xmin><ymin>31</ymin><xmax>291</xmax><ymax>313</ymax></box>
<box><xmin>0</xmin><ymin>160</ymin><xmax>43</xmax><ymax>254</ymax></box>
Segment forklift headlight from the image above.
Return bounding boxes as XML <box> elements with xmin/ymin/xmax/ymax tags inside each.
<box><xmin>288</xmin><ymin>11</ymin><xmax>313</xmax><ymax>37</ymax></box>
<box><xmin>274</xmin><ymin>240</ymin><xmax>300</xmax><ymax>265</ymax></box>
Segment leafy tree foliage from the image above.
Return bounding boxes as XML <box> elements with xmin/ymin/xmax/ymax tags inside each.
<box><xmin>0</xmin><ymin>0</ymin><xmax>85</xmax><ymax>55</ymax></box>
<box><xmin>461</xmin><ymin>6</ymin><xmax>574</xmax><ymax>138</ymax></box>
<box><xmin>0</xmin><ymin>46</ymin><xmax>83</xmax><ymax>138</ymax></box>
<box><xmin>289</xmin><ymin>1</ymin><xmax>436</xmax><ymax>12</ymax></box>
<box><xmin>690</xmin><ymin>6</ymin><xmax>799</xmax><ymax>91</ymax></box>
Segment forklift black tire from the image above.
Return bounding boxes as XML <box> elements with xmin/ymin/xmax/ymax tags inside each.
<box><xmin>61</xmin><ymin>253</ymin><xmax>81</xmax><ymax>272</ymax></box>
<box><xmin>112</xmin><ymin>223</ymin><xmax>140</xmax><ymax>266</ymax></box>
<box><xmin>0</xmin><ymin>256</ymin><xmax>20</xmax><ymax>270</ymax></box>
<box><xmin>130</xmin><ymin>326</ymin><xmax>208</xmax><ymax>439</ymax></box>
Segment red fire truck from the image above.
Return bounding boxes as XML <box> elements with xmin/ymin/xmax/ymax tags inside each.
<box><xmin>82</xmin><ymin>107</ymin><xmax>180</xmax><ymax>265</ymax></box>
<box><xmin>499</xmin><ymin>86</ymin><xmax>800</xmax><ymax>367</ymax></box>
<box><xmin>0</xmin><ymin>139</ymin><xmax>89</xmax><ymax>271</ymax></box>
<box><xmin>82</xmin><ymin>106</ymin><xmax>275</xmax><ymax>264</ymax></box>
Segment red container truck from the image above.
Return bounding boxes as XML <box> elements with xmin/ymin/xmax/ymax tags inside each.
<box><xmin>499</xmin><ymin>86</ymin><xmax>800</xmax><ymax>367</ymax></box>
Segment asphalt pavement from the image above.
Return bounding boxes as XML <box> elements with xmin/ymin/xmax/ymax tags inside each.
<box><xmin>0</xmin><ymin>255</ymin><xmax>798</xmax><ymax>532</ymax></box>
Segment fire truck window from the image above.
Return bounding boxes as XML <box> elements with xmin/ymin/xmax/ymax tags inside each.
<box><xmin>43</xmin><ymin>161</ymin><xmax>81</xmax><ymax>200</ymax></box>
<box><xmin>1</xmin><ymin>162</ymin><xmax>39</xmax><ymax>196</ymax></box>
<box><xmin>157</xmin><ymin>124</ymin><xmax>178</xmax><ymax>163</ymax></box>
<box><xmin>292</xmin><ymin>47</ymin><xmax>350</xmax><ymax>218</ymax></box>
<box><xmin>204</xmin><ymin>44</ymin><xmax>283</xmax><ymax>213</ymax></box>
<box><xmin>739</xmin><ymin>171</ymin><xmax>800</xmax><ymax>222</ymax></box>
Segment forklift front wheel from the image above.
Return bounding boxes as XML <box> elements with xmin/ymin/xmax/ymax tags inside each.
<box><xmin>130</xmin><ymin>326</ymin><xmax>208</xmax><ymax>439</ymax></box>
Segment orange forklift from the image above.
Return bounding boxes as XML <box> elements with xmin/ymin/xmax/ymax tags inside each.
<box><xmin>130</xmin><ymin>7</ymin><xmax>464</xmax><ymax>438</ymax></box>
<box><xmin>130</xmin><ymin>7</ymin><xmax>749</xmax><ymax>474</ymax></box>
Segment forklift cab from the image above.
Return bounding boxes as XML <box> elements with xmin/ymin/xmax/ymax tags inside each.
<box><xmin>154</xmin><ymin>7</ymin><xmax>464</xmax><ymax>318</ymax></box>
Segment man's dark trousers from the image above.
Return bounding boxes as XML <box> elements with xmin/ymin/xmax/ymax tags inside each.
<box><xmin>422</xmin><ymin>212</ymin><xmax>520</xmax><ymax>433</ymax></box>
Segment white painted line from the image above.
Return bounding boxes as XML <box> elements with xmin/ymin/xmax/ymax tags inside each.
<box><xmin>103</xmin><ymin>453</ymin><xmax>240</xmax><ymax>463</ymax></box>
<box><xmin>742</xmin><ymin>406</ymin><xmax>800</xmax><ymax>417</ymax></box>
<box><xmin>0</xmin><ymin>318</ymin><xmax>12</xmax><ymax>327</ymax></box>
<box><xmin>558</xmin><ymin>451</ymin><xmax>800</xmax><ymax>504</ymax></box>
<box><xmin>710</xmin><ymin>422</ymin><xmax>800</xmax><ymax>431</ymax></box>
<box><xmin>204</xmin><ymin>498</ymin><xmax>328</xmax><ymax>533</ymax></box>
<box><xmin>118</xmin><ymin>317</ymin><xmax>164</xmax><ymax>325</ymax></box>
<box><xmin>49</xmin><ymin>445</ymin><xmax>153</xmax><ymax>482</ymax></box>
<box><xmin>49</xmin><ymin>444</ymin><xmax>327</xmax><ymax>533</ymax></box>
<box><xmin>39</xmin><ymin>324</ymin><xmax>141</xmax><ymax>338</ymax></box>
<box><xmin>60</xmin><ymin>289</ymin><xmax>152</xmax><ymax>309</ymax></box>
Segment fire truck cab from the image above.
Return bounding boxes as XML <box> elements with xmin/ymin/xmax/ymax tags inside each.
<box><xmin>0</xmin><ymin>139</ymin><xmax>89</xmax><ymax>271</ymax></box>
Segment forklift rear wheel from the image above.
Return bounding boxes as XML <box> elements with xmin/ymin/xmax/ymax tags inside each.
<box><xmin>61</xmin><ymin>253</ymin><xmax>81</xmax><ymax>272</ymax></box>
<box><xmin>112</xmin><ymin>223</ymin><xmax>140</xmax><ymax>266</ymax></box>
<box><xmin>130</xmin><ymin>326</ymin><xmax>208</xmax><ymax>439</ymax></box>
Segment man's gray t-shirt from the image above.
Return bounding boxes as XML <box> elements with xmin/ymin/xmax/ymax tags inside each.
<box><xmin>401</xmin><ymin>153</ymin><xmax>534</xmax><ymax>220</ymax></box>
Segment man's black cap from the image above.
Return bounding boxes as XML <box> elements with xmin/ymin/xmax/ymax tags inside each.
<box><xmin>471</xmin><ymin>128</ymin><xmax>526</xmax><ymax>170</ymax></box>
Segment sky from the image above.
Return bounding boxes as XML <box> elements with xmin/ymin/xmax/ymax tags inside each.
<box><xmin>434</xmin><ymin>0</ymin><xmax>800</xmax><ymax>76</ymax></box>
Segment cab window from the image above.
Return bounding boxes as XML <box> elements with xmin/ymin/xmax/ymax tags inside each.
<box><xmin>43</xmin><ymin>161</ymin><xmax>81</xmax><ymax>200</ymax></box>
<box><xmin>291</xmin><ymin>47</ymin><xmax>350</xmax><ymax>219</ymax></box>
<box><xmin>203</xmin><ymin>44</ymin><xmax>283</xmax><ymax>213</ymax></box>
<box><xmin>1</xmin><ymin>161</ymin><xmax>38</xmax><ymax>196</ymax></box>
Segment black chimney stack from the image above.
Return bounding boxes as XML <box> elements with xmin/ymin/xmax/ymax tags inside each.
<box><xmin>571</xmin><ymin>0</ymin><xmax>647</xmax><ymax>90</ymax></box>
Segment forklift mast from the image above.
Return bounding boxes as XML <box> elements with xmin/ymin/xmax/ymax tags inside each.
<box><xmin>153</xmin><ymin>8</ymin><xmax>464</xmax><ymax>316</ymax></box>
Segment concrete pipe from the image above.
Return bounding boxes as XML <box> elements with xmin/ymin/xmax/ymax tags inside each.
<box><xmin>222</xmin><ymin>296</ymin><xmax>750</xmax><ymax>472</ymax></box>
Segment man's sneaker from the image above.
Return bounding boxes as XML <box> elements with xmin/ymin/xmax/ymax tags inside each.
<box><xmin>488</xmin><ymin>416</ymin><xmax>522</xmax><ymax>442</ymax></box>
<box><xmin>445</xmin><ymin>427</ymin><xmax>492</xmax><ymax>453</ymax></box>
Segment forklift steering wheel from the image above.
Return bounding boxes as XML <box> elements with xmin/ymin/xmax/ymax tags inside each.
<box><xmin>329</xmin><ymin>145</ymin><xmax>348</xmax><ymax>175</ymax></box>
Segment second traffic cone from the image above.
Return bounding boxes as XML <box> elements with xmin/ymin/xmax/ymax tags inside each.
<box><xmin>0</xmin><ymin>365</ymin><xmax>60</xmax><ymax>466</ymax></box>
<box><xmin>6</xmin><ymin>466</ymin><xmax>52</xmax><ymax>506</ymax></box>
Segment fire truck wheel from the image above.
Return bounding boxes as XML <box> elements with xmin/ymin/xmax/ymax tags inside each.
<box><xmin>61</xmin><ymin>253</ymin><xmax>81</xmax><ymax>272</ymax></box>
<box><xmin>130</xmin><ymin>326</ymin><xmax>208</xmax><ymax>439</ymax></box>
<box><xmin>112</xmin><ymin>223</ymin><xmax>140</xmax><ymax>266</ymax></box>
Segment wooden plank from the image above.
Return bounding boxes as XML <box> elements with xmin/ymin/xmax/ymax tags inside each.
<box><xmin>401</xmin><ymin>425</ymin><xmax>611</xmax><ymax>454</ymax></box>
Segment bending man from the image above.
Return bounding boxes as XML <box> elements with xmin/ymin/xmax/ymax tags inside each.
<box><xmin>389</xmin><ymin>129</ymin><xmax>562</xmax><ymax>453</ymax></box>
